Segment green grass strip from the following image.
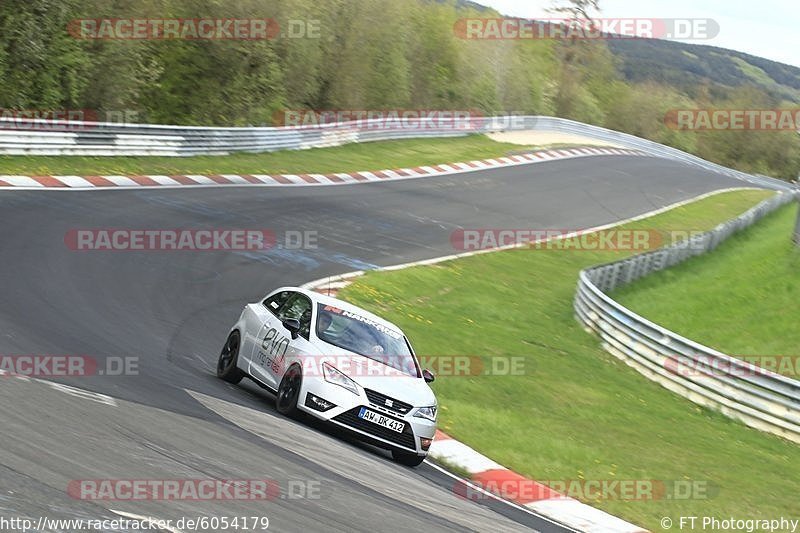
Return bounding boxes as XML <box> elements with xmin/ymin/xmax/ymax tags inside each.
<box><xmin>614</xmin><ymin>201</ymin><xmax>800</xmax><ymax>376</ymax></box>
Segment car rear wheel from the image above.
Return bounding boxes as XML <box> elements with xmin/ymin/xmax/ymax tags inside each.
<box><xmin>392</xmin><ymin>449</ymin><xmax>426</xmax><ymax>467</ymax></box>
<box><xmin>276</xmin><ymin>364</ymin><xmax>302</xmax><ymax>417</ymax></box>
<box><xmin>217</xmin><ymin>331</ymin><xmax>245</xmax><ymax>384</ymax></box>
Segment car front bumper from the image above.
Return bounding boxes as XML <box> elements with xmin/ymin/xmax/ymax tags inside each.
<box><xmin>297</xmin><ymin>376</ymin><xmax>436</xmax><ymax>455</ymax></box>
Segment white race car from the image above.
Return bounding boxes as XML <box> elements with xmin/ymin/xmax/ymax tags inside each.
<box><xmin>217</xmin><ymin>286</ymin><xmax>437</xmax><ymax>466</ymax></box>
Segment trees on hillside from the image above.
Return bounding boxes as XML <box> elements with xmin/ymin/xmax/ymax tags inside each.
<box><xmin>0</xmin><ymin>0</ymin><xmax>796</xmax><ymax>178</ymax></box>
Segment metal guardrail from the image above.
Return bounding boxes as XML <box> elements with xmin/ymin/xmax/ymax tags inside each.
<box><xmin>0</xmin><ymin>115</ymin><xmax>791</xmax><ymax>190</ymax></box>
<box><xmin>0</xmin><ymin>117</ymin><xmax>476</xmax><ymax>157</ymax></box>
<box><xmin>574</xmin><ymin>191</ymin><xmax>800</xmax><ymax>443</ymax></box>
<box><xmin>483</xmin><ymin>116</ymin><xmax>790</xmax><ymax>191</ymax></box>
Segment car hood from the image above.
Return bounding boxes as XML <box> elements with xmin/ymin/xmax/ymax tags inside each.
<box><xmin>308</xmin><ymin>341</ymin><xmax>436</xmax><ymax>407</ymax></box>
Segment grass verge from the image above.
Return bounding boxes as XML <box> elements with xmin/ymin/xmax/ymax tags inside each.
<box><xmin>0</xmin><ymin>135</ymin><xmax>578</xmax><ymax>176</ymax></box>
<box><xmin>337</xmin><ymin>189</ymin><xmax>800</xmax><ymax>530</ymax></box>
<box><xmin>613</xmin><ymin>201</ymin><xmax>800</xmax><ymax>376</ymax></box>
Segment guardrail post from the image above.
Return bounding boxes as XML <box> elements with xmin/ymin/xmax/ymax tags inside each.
<box><xmin>794</xmin><ymin>192</ymin><xmax>800</xmax><ymax>245</ymax></box>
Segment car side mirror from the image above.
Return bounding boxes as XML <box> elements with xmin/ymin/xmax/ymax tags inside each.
<box><xmin>422</xmin><ymin>368</ymin><xmax>435</xmax><ymax>383</ymax></box>
<box><xmin>282</xmin><ymin>318</ymin><xmax>301</xmax><ymax>339</ymax></box>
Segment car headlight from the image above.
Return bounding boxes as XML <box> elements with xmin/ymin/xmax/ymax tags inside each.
<box><xmin>322</xmin><ymin>362</ymin><xmax>359</xmax><ymax>395</ymax></box>
<box><xmin>414</xmin><ymin>405</ymin><xmax>437</xmax><ymax>422</ymax></box>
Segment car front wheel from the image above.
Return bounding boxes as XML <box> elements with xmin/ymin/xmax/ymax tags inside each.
<box><xmin>276</xmin><ymin>364</ymin><xmax>302</xmax><ymax>417</ymax></box>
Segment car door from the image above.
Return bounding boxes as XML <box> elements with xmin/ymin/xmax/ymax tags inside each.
<box><xmin>248</xmin><ymin>290</ymin><xmax>294</xmax><ymax>389</ymax></box>
<box><xmin>263</xmin><ymin>293</ymin><xmax>316</xmax><ymax>385</ymax></box>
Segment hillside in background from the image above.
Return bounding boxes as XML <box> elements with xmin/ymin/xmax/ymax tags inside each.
<box><xmin>608</xmin><ymin>39</ymin><xmax>800</xmax><ymax>103</ymax></box>
<box><xmin>0</xmin><ymin>0</ymin><xmax>797</xmax><ymax>179</ymax></box>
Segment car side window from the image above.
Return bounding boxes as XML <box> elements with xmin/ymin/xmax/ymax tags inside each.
<box><xmin>263</xmin><ymin>290</ymin><xmax>292</xmax><ymax>317</ymax></box>
<box><xmin>278</xmin><ymin>294</ymin><xmax>312</xmax><ymax>340</ymax></box>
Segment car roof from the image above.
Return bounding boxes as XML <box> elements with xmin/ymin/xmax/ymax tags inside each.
<box><xmin>275</xmin><ymin>286</ymin><xmax>405</xmax><ymax>336</ymax></box>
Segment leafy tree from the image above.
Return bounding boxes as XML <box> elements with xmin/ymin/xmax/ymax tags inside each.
<box><xmin>0</xmin><ymin>0</ymin><xmax>91</xmax><ymax>108</ymax></box>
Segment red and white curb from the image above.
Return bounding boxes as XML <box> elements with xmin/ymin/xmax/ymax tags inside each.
<box><xmin>0</xmin><ymin>147</ymin><xmax>644</xmax><ymax>189</ymax></box>
<box><xmin>429</xmin><ymin>430</ymin><xmax>645</xmax><ymax>533</ymax></box>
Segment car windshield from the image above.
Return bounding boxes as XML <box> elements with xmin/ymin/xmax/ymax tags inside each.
<box><xmin>315</xmin><ymin>304</ymin><xmax>418</xmax><ymax>376</ymax></box>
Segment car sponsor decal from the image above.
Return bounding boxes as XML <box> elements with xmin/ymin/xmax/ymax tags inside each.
<box><xmin>323</xmin><ymin>305</ymin><xmax>402</xmax><ymax>340</ymax></box>
<box><xmin>257</xmin><ymin>327</ymin><xmax>289</xmax><ymax>373</ymax></box>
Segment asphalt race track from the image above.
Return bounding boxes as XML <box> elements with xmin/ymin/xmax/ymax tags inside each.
<box><xmin>0</xmin><ymin>155</ymin><xmax>745</xmax><ymax>532</ymax></box>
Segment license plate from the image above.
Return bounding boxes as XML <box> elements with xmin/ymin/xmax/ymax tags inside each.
<box><xmin>358</xmin><ymin>407</ymin><xmax>405</xmax><ymax>433</ymax></box>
